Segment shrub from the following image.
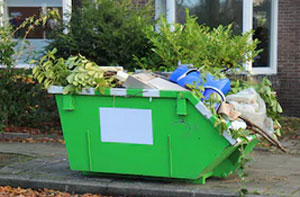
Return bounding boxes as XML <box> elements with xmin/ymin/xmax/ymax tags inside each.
<box><xmin>135</xmin><ymin>11</ymin><xmax>282</xmax><ymax>136</ymax></box>
<box><xmin>31</xmin><ymin>48</ymin><xmax>115</xmax><ymax>94</ymax></box>
<box><xmin>47</xmin><ymin>0</ymin><xmax>155</xmax><ymax>71</ymax></box>
<box><xmin>0</xmin><ymin>10</ymin><xmax>60</xmax><ymax>132</ymax></box>
<box><xmin>0</xmin><ymin>25</ymin><xmax>16</xmax><ymax>67</ymax></box>
<box><xmin>135</xmin><ymin>11</ymin><xmax>261</xmax><ymax>74</ymax></box>
<box><xmin>0</xmin><ymin>69</ymin><xmax>59</xmax><ymax>130</ymax></box>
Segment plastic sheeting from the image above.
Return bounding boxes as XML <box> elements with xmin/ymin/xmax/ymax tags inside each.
<box><xmin>226</xmin><ymin>88</ymin><xmax>274</xmax><ymax>136</ymax></box>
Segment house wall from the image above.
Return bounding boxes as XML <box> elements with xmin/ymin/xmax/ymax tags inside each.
<box><xmin>142</xmin><ymin>0</ymin><xmax>299</xmax><ymax>117</ymax></box>
<box><xmin>277</xmin><ymin>0</ymin><xmax>300</xmax><ymax>116</ymax></box>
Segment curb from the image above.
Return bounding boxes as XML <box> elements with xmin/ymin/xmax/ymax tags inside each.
<box><xmin>0</xmin><ymin>132</ymin><xmax>62</xmax><ymax>140</ymax></box>
<box><xmin>0</xmin><ymin>175</ymin><xmax>239</xmax><ymax>197</ymax></box>
<box><xmin>0</xmin><ymin>132</ymin><xmax>30</xmax><ymax>139</ymax></box>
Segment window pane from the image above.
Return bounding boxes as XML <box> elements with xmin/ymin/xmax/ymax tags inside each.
<box><xmin>176</xmin><ymin>0</ymin><xmax>243</xmax><ymax>34</ymax></box>
<box><xmin>8</xmin><ymin>7</ymin><xmax>62</xmax><ymax>39</ymax></box>
<box><xmin>253</xmin><ymin>0</ymin><xmax>272</xmax><ymax>67</ymax></box>
<box><xmin>5</xmin><ymin>0</ymin><xmax>63</xmax><ymax>66</ymax></box>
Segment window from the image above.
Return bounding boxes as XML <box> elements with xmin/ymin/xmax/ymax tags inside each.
<box><xmin>8</xmin><ymin>6</ymin><xmax>62</xmax><ymax>39</ymax></box>
<box><xmin>176</xmin><ymin>0</ymin><xmax>243</xmax><ymax>34</ymax></box>
<box><xmin>155</xmin><ymin>0</ymin><xmax>278</xmax><ymax>74</ymax></box>
<box><xmin>0</xmin><ymin>0</ymin><xmax>72</xmax><ymax>67</ymax></box>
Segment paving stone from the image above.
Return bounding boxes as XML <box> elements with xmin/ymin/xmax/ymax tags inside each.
<box><xmin>0</xmin><ymin>142</ymin><xmax>299</xmax><ymax>197</ymax></box>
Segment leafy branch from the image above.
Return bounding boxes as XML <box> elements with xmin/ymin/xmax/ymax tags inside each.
<box><xmin>32</xmin><ymin>49</ymin><xmax>115</xmax><ymax>94</ymax></box>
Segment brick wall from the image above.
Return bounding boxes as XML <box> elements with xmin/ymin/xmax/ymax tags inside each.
<box><xmin>277</xmin><ymin>0</ymin><xmax>300</xmax><ymax>116</ymax></box>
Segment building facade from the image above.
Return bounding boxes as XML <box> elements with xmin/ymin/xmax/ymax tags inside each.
<box><xmin>145</xmin><ymin>0</ymin><xmax>300</xmax><ymax>117</ymax></box>
<box><xmin>0</xmin><ymin>0</ymin><xmax>71</xmax><ymax>67</ymax></box>
<box><xmin>277</xmin><ymin>0</ymin><xmax>300</xmax><ymax>116</ymax></box>
<box><xmin>0</xmin><ymin>0</ymin><xmax>299</xmax><ymax>116</ymax></box>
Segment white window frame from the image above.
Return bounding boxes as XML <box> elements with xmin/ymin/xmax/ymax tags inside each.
<box><xmin>0</xmin><ymin>0</ymin><xmax>72</xmax><ymax>68</ymax></box>
<box><xmin>0</xmin><ymin>0</ymin><xmax>6</xmax><ymax>26</ymax></box>
<box><xmin>250</xmin><ymin>0</ymin><xmax>278</xmax><ymax>75</ymax></box>
<box><xmin>155</xmin><ymin>0</ymin><xmax>278</xmax><ymax>75</ymax></box>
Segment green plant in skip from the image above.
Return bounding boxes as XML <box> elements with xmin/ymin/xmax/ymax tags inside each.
<box><xmin>186</xmin><ymin>82</ymin><xmax>205</xmax><ymax>100</ymax></box>
<box><xmin>64</xmin><ymin>55</ymin><xmax>115</xmax><ymax>94</ymax></box>
<box><xmin>187</xmin><ymin>82</ymin><xmax>229</xmax><ymax>134</ymax></box>
<box><xmin>230</xmin><ymin>128</ymin><xmax>252</xmax><ymax>141</ymax></box>
<box><xmin>135</xmin><ymin>10</ymin><xmax>261</xmax><ymax>74</ymax></box>
<box><xmin>31</xmin><ymin>48</ymin><xmax>70</xmax><ymax>89</ymax></box>
<box><xmin>32</xmin><ymin>49</ymin><xmax>115</xmax><ymax>94</ymax></box>
<box><xmin>0</xmin><ymin>9</ymin><xmax>60</xmax><ymax>132</ymax></box>
<box><xmin>206</xmin><ymin>93</ymin><xmax>228</xmax><ymax>133</ymax></box>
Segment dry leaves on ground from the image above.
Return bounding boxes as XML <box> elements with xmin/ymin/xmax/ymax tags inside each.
<box><xmin>0</xmin><ymin>186</ymin><xmax>111</xmax><ymax>197</ymax></box>
<box><xmin>5</xmin><ymin>124</ymin><xmax>62</xmax><ymax>135</ymax></box>
<box><xmin>0</xmin><ymin>137</ymin><xmax>65</xmax><ymax>144</ymax></box>
<box><xmin>280</xmin><ymin>117</ymin><xmax>300</xmax><ymax>137</ymax></box>
<box><xmin>4</xmin><ymin>125</ymin><xmax>42</xmax><ymax>135</ymax></box>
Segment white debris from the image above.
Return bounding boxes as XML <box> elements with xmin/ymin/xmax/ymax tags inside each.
<box><xmin>226</xmin><ymin>88</ymin><xmax>274</xmax><ymax>136</ymax></box>
<box><xmin>124</xmin><ymin>72</ymin><xmax>188</xmax><ymax>91</ymax></box>
<box><xmin>229</xmin><ymin>119</ymin><xmax>247</xmax><ymax>131</ymax></box>
<box><xmin>116</xmin><ymin>71</ymin><xmax>129</xmax><ymax>82</ymax></box>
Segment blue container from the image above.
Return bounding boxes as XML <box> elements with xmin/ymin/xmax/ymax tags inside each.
<box><xmin>169</xmin><ymin>66</ymin><xmax>190</xmax><ymax>83</ymax></box>
<box><xmin>169</xmin><ymin>66</ymin><xmax>230</xmax><ymax>101</ymax></box>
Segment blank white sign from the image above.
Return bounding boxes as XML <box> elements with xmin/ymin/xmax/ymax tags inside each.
<box><xmin>99</xmin><ymin>108</ymin><xmax>153</xmax><ymax>145</ymax></box>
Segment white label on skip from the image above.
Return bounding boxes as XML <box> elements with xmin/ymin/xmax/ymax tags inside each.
<box><xmin>99</xmin><ymin>108</ymin><xmax>153</xmax><ymax>145</ymax></box>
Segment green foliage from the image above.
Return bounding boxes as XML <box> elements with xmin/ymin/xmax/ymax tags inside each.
<box><xmin>231</xmin><ymin>128</ymin><xmax>252</xmax><ymax>141</ymax></box>
<box><xmin>237</xmin><ymin>144</ymin><xmax>251</xmax><ymax>197</ymax></box>
<box><xmin>64</xmin><ymin>55</ymin><xmax>115</xmax><ymax>94</ymax></box>
<box><xmin>0</xmin><ymin>9</ymin><xmax>60</xmax><ymax>67</ymax></box>
<box><xmin>31</xmin><ymin>48</ymin><xmax>70</xmax><ymax>89</ymax></box>
<box><xmin>0</xmin><ymin>9</ymin><xmax>60</xmax><ymax>132</ymax></box>
<box><xmin>192</xmin><ymin>76</ymin><xmax>283</xmax><ymax>140</ymax></box>
<box><xmin>187</xmin><ymin>82</ymin><xmax>230</xmax><ymax>134</ymax></box>
<box><xmin>32</xmin><ymin>49</ymin><xmax>115</xmax><ymax>94</ymax></box>
<box><xmin>136</xmin><ymin>10</ymin><xmax>261</xmax><ymax>73</ymax></box>
<box><xmin>186</xmin><ymin>82</ymin><xmax>205</xmax><ymax>100</ymax></box>
<box><xmin>47</xmin><ymin>0</ymin><xmax>155</xmax><ymax>71</ymax></box>
<box><xmin>137</xmin><ymin>10</ymin><xmax>282</xmax><ymax>138</ymax></box>
<box><xmin>0</xmin><ymin>70</ymin><xmax>58</xmax><ymax>130</ymax></box>
<box><xmin>0</xmin><ymin>25</ymin><xmax>16</xmax><ymax>67</ymax></box>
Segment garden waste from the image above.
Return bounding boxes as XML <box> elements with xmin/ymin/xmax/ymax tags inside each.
<box><xmin>114</xmin><ymin>68</ymin><xmax>285</xmax><ymax>150</ymax></box>
<box><xmin>47</xmin><ymin>66</ymin><xmax>259</xmax><ymax>184</ymax></box>
<box><xmin>34</xmin><ymin>53</ymin><xmax>286</xmax><ymax>184</ymax></box>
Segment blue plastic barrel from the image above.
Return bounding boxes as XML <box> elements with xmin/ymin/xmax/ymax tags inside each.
<box><xmin>169</xmin><ymin>66</ymin><xmax>230</xmax><ymax>101</ymax></box>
